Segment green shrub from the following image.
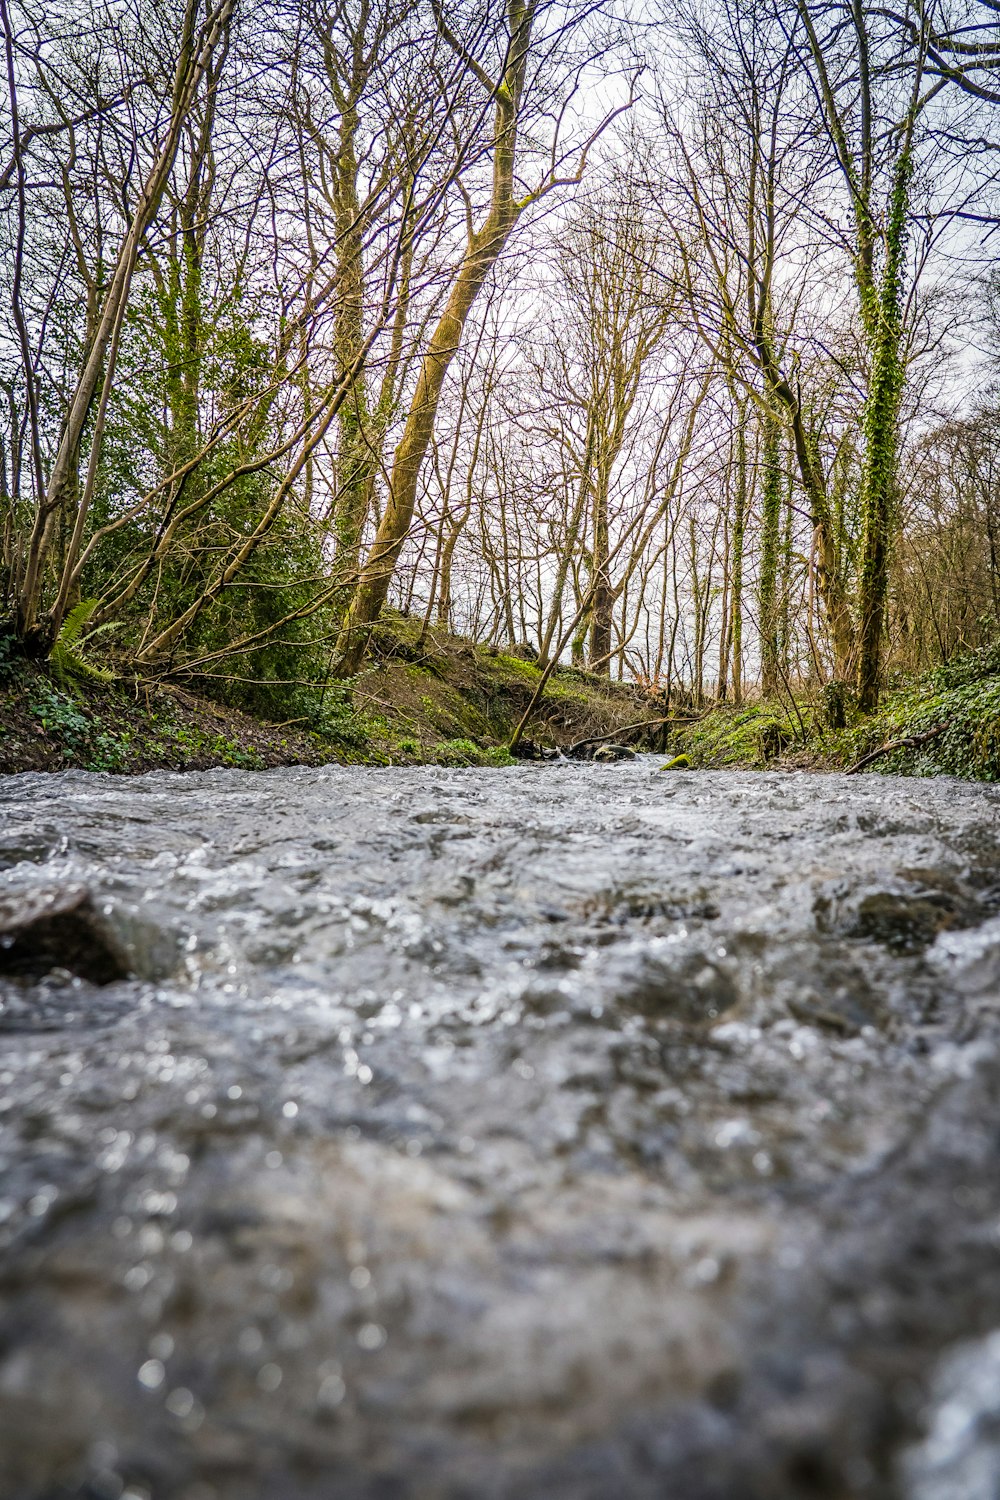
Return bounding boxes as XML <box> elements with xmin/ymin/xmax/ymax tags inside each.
<box><xmin>29</xmin><ymin>682</ymin><xmax>92</xmax><ymax>755</ymax></box>
<box><xmin>0</xmin><ymin>630</ymin><xmax>23</xmax><ymax>686</ymax></box>
<box><xmin>432</xmin><ymin>737</ymin><xmax>514</xmax><ymax>767</ymax></box>
<box><xmin>86</xmin><ymin>729</ymin><xmax>133</xmax><ymax>772</ymax></box>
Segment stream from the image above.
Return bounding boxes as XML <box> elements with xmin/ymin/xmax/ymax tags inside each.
<box><xmin>1</xmin><ymin>762</ymin><xmax>1000</xmax><ymax>1499</ymax></box>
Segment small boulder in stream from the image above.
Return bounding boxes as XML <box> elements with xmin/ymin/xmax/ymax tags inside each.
<box><xmin>591</xmin><ymin>742</ymin><xmax>637</xmax><ymax>762</ymax></box>
<box><xmin>0</xmin><ymin>884</ymin><xmax>130</xmax><ymax>983</ymax></box>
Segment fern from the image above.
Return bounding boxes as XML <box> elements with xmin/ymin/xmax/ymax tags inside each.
<box><xmin>50</xmin><ymin>600</ymin><xmax>116</xmax><ymax>686</ymax></box>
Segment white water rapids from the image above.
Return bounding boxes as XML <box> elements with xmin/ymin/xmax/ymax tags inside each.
<box><xmin>1</xmin><ymin>762</ymin><xmax>1000</xmax><ymax>1499</ymax></box>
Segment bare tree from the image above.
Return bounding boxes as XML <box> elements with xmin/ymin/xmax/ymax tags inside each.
<box><xmin>333</xmin><ymin>0</ymin><xmax>631</xmax><ymax>674</ymax></box>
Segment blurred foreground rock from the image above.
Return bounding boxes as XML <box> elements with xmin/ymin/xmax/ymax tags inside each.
<box><xmin>0</xmin><ymin>884</ymin><xmax>129</xmax><ymax>983</ymax></box>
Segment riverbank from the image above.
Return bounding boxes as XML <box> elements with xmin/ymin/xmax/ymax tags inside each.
<box><xmin>0</xmin><ymin>613</ymin><xmax>648</xmax><ymax>775</ymax></box>
<box><xmin>664</xmin><ymin>643</ymin><xmax>1000</xmax><ymax>782</ymax></box>
<box><xmin>4</xmin><ymin>619</ymin><xmax>997</xmax><ymax>780</ymax></box>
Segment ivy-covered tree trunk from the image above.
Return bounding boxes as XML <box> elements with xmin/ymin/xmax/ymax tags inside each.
<box><xmin>730</xmin><ymin>412</ymin><xmax>747</xmax><ymax>703</ymax></box>
<box><xmin>758</xmin><ymin>409</ymin><xmax>782</xmax><ymax>696</ymax></box>
<box><xmin>780</xmin><ymin>466</ymin><xmax>794</xmax><ymax>669</ymax></box>
<box><xmin>327</xmin><ymin>95</ymin><xmax>376</xmax><ymax>626</ymax></box>
<box><xmin>856</xmin><ymin>154</ymin><xmax>911</xmax><ymax>710</ymax></box>
<box><xmin>797</xmin><ymin>0</ymin><xmax>925</xmax><ymax>707</ymax></box>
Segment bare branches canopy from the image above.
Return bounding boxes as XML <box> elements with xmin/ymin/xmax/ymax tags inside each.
<box><xmin>0</xmin><ymin>0</ymin><xmax>997</xmax><ymax>712</ymax></box>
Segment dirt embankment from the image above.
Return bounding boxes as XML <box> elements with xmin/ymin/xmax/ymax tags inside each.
<box><xmin>355</xmin><ymin>616</ymin><xmax>651</xmax><ymax>764</ymax></box>
<box><xmin>0</xmin><ymin>667</ymin><xmax>338</xmax><ymax>776</ymax></box>
<box><xmin>0</xmin><ymin>614</ymin><xmax>654</xmax><ymax>775</ymax></box>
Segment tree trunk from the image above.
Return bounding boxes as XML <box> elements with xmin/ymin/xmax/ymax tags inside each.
<box><xmin>333</xmin><ymin>2</ymin><xmax>533</xmax><ymax>676</ymax></box>
<box><xmin>587</xmin><ymin>472</ymin><xmax>613</xmax><ymax>673</ymax></box>
<box><xmin>538</xmin><ymin>414</ymin><xmax>595</xmax><ymax>668</ymax></box>
<box><xmin>855</xmin><ymin>154</ymin><xmax>911</xmax><ymax>710</ymax></box>
<box><xmin>730</xmin><ymin>410</ymin><xmax>747</xmax><ymax>703</ymax></box>
<box><xmin>758</xmin><ymin>409</ymin><xmax>781</xmax><ymax>696</ymax></box>
<box><xmin>328</xmin><ymin>96</ymin><xmax>376</xmax><ymax>624</ymax></box>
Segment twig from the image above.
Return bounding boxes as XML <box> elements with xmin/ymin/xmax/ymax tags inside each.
<box><xmin>845</xmin><ymin>723</ymin><xmax>944</xmax><ymax>775</ymax></box>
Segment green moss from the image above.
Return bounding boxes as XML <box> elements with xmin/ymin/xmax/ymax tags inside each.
<box><xmin>431</xmin><ymin>737</ymin><xmax>515</xmax><ymax>768</ymax></box>
<box><xmin>668</xmin><ymin>703</ymin><xmax>809</xmax><ymax>768</ymax></box>
<box><xmin>4</xmin><ymin>610</ymin><xmax>649</xmax><ymax>774</ymax></box>
<box><xmin>544</xmin><ymin>679</ymin><xmax>592</xmax><ymax>704</ymax></box>
<box><xmin>487</xmin><ymin>652</ymin><xmax>542</xmax><ymax>681</ymax></box>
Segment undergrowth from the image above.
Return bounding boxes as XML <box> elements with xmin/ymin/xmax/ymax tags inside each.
<box><xmin>666</xmin><ymin>641</ymin><xmax>1000</xmax><ymax>781</ymax></box>
<box><xmin>432</xmin><ymin>737</ymin><xmax>515</xmax><ymax>768</ymax></box>
<box><xmin>24</xmin><ymin>679</ymin><xmax>270</xmax><ymax>771</ymax></box>
<box><xmin>848</xmin><ymin>643</ymin><xmax>1000</xmax><ymax>780</ymax></box>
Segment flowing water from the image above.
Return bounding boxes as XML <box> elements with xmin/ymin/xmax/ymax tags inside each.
<box><xmin>2</xmin><ymin>762</ymin><xmax>1000</xmax><ymax>1500</ymax></box>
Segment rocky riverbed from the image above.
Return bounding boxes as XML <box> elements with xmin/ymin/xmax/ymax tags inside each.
<box><xmin>1</xmin><ymin>763</ymin><xmax>1000</xmax><ymax>1500</ymax></box>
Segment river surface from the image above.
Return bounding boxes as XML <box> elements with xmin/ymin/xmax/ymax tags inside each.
<box><xmin>2</xmin><ymin>763</ymin><xmax>1000</xmax><ymax>1500</ymax></box>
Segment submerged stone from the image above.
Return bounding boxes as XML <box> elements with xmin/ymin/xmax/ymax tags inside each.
<box><xmin>813</xmin><ymin>872</ymin><xmax>985</xmax><ymax>953</ymax></box>
<box><xmin>0</xmin><ymin>883</ymin><xmax>130</xmax><ymax>983</ymax></box>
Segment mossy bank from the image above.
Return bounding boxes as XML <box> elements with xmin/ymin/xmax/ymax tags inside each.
<box><xmin>5</xmin><ymin>613</ymin><xmax>998</xmax><ymax>780</ymax></box>
<box><xmin>0</xmin><ymin>613</ymin><xmax>649</xmax><ymax>775</ymax></box>
<box><xmin>662</xmin><ymin>641</ymin><xmax>1000</xmax><ymax>782</ymax></box>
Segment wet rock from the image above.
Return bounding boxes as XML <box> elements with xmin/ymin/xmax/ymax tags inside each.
<box><xmin>901</xmin><ymin>1328</ymin><xmax>1000</xmax><ymax>1500</ymax></box>
<box><xmin>0</xmin><ymin>884</ymin><xmax>130</xmax><ymax>983</ymax></box>
<box><xmin>599</xmin><ymin>940</ymin><xmax>740</xmax><ymax>1023</ymax></box>
<box><xmin>813</xmin><ymin>871</ymin><xmax>984</xmax><ymax>953</ymax></box>
<box><xmin>591</xmin><ymin>744</ymin><xmax>637</xmax><ymax>763</ymax></box>
<box><xmin>603</xmin><ymin>889</ymin><xmax>720</xmax><ymax>926</ymax></box>
<box><xmin>510</xmin><ymin>738</ymin><xmax>560</xmax><ymax>761</ymax></box>
<box><xmin>568</xmin><ymin>741</ymin><xmax>637</xmax><ymax>762</ymax></box>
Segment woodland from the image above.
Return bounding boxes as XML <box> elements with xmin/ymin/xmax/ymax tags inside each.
<box><xmin>2</xmin><ymin>0</ymin><xmax>1000</xmax><ymax>746</ymax></box>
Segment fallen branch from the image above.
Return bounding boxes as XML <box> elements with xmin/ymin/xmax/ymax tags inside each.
<box><xmin>566</xmin><ymin>716</ymin><xmax>670</xmax><ymax>755</ymax></box>
<box><xmin>845</xmin><ymin>723</ymin><xmax>944</xmax><ymax>775</ymax></box>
